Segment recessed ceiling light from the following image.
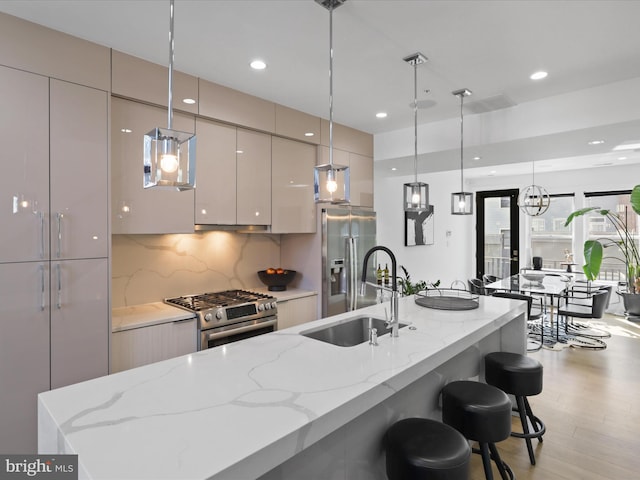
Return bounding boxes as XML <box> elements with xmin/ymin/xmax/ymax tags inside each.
<box><xmin>618</xmin><ymin>156</ymin><xmax>628</xmax><ymax>160</ymax></box>
<box><xmin>376</xmin><ymin>112</ymin><xmax>387</xmax><ymax>118</ymax></box>
<box><xmin>588</xmin><ymin>140</ymin><xmax>605</xmax><ymax>145</ymax></box>
<box><xmin>250</xmin><ymin>59</ymin><xmax>267</xmax><ymax>70</ymax></box>
<box><xmin>120</xmin><ymin>128</ymin><xmax>132</xmax><ymax>133</ymax></box>
<box><xmin>236</xmin><ymin>150</ymin><xmax>243</xmax><ymax>154</ymax></box>
<box><xmin>530</xmin><ymin>71</ymin><xmax>548</xmax><ymax>80</ymax></box>
<box><xmin>182</xmin><ymin>98</ymin><xmax>196</xmax><ymax>105</ymax></box>
<box><xmin>391</xmin><ymin>167</ymin><xmax>397</xmax><ymax>171</ymax></box>
<box><xmin>304</xmin><ymin>132</ymin><xmax>314</xmax><ymax>137</ymax></box>
<box><xmin>473</xmin><ymin>156</ymin><xmax>481</xmax><ymax>161</ymax></box>
<box><xmin>489</xmin><ymin>170</ymin><xmax>497</xmax><ymax>176</ymax></box>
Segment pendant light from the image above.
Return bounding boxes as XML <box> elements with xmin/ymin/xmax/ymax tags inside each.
<box><xmin>143</xmin><ymin>0</ymin><xmax>196</xmax><ymax>191</ymax></box>
<box><xmin>451</xmin><ymin>88</ymin><xmax>473</xmax><ymax>215</ymax></box>
<box><xmin>518</xmin><ymin>160</ymin><xmax>551</xmax><ymax>216</ymax></box>
<box><xmin>314</xmin><ymin>0</ymin><xmax>350</xmax><ymax>204</ymax></box>
<box><xmin>403</xmin><ymin>52</ymin><xmax>429</xmax><ymax>212</ymax></box>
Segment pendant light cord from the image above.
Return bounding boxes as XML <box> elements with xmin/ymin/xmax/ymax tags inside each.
<box><xmin>167</xmin><ymin>0</ymin><xmax>175</xmax><ymax>130</ymax></box>
<box><xmin>328</xmin><ymin>2</ymin><xmax>334</xmax><ymax>167</ymax></box>
<box><xmin>413</xmin><ymin>62</ymin><xmax>418</xmax><ymax>183</ymax></box>
<box><xmin>459</xmin><ymin>93</ymin><xmax>464</xmax><ymax>191</ymax></box>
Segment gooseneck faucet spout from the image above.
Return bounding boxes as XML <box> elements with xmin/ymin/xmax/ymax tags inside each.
<box><xmin>361</xmin><ymin>246</ymin><xmax>400</xmax><ymax>337</ymax></box>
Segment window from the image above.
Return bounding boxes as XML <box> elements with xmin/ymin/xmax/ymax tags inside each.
<box><xmin>585</xmin><ymin>190</ymin><xmax>640</xmax><ymax>281</ymax></box>
<box><xmin>530</xmin><ymin>194</ymin><xmax>575</xmax><ymax>270</ymax></box>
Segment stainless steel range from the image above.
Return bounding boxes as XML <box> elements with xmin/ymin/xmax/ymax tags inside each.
<box><xmin>164</xmin><ymin>289</ymin><xmax>277</xmax><ymax>350</ymax></box>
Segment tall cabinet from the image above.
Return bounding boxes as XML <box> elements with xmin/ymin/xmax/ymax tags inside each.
<box><xmin>0</xmin><ymin>66</ymin><xmax>109</xmax><ymax>453</ymax></box>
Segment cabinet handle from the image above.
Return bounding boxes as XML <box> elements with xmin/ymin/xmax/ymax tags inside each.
<box><xmin>56</xmin><ymin>263</ymin><xmax>62</xmax><ymax>309</ymax></box>
<box><xmin>56</xmin><ymin>212</ymin><xmax>64</xmax><ymax>258</ymax></box>
<box><xmin>39</xmin><ymin>211</ymin><xmax>45</xmax><ymax>259</ymax></box>
<box><xmin>39</xmin><ymin>264</ymin><xmax>46</xmax><ymax>311</ymax></box>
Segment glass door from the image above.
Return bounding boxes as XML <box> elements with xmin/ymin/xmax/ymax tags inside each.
<box><xmin>476</xmin><ymin>189</ymin><xmax>519</xmax><ymax>279</ymax></box>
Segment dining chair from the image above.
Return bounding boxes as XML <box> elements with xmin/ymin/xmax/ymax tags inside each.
<box><xmin>468</xmin><ymin>278</ymin><xmax>487</xmax><ymax>295</ymax></box>
<box><xmin>557</xmin><ymin>289</ymin><xmax>610</xmax><ymax>339</ymax></box>
<box><xmin>482</xmin><ymin>274</ymin><xmax>499</xmax><ymax>284</ymax></box>
<box><xmin>492</xmin><ymin>291</ymin><xmax>544</xmax><ymax>351</ymax></box>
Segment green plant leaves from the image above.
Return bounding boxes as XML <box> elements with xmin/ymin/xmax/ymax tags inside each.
<box><xmin>631</xmin><ymin>185</ymin><xmax>640</xmax><ymax>216</ymax></box>
<box><xmin>564</xmin><ymin>207</ymin><xmax>600</xmax><ymax>226</ymax></box>
<box><xmin>583</xmin><ymin>239</ymin><xmax>603</xmax><ymax>281</ymax></box>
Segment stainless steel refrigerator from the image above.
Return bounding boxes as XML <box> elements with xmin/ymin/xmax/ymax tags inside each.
<box><xmin>322</xmin><ymin>207</ymin><xmax>377</xmax><ymax>317</ymax></box>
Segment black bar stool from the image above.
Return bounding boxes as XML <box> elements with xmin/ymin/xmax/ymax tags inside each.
<box><xmin>484</xmin><ymin>351</ymin><xmax>546</xmax><ymax>465</ymax></box>
<box><xmin>442</xmin><ymin>381</ymin><xmax>514</xmax><ymax>480</ymax></box>
<box><xmin>385</xmin><ymin>417</ymin><xmax>471</xmax><ymax>479</ymax></box>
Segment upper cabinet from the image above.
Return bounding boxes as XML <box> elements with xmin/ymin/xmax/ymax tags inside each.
<box><xmin>111</xmin><ymin>50</ymin><xmax>199</xmax><ymax>115</ymax></box>
<box><xmin>320</xmin><ymin>119</ymin><xmax>374</xmax><ymax>157</ymax></box>
<box><xmin>194</xmin><ymin>118</ymin><xmax>237</xmax><ymax>225</ymax></box>
<box><xmin>236</xmin><ymin>129</ymin><xmax>272</xmax><ymax>225</ymax></box>
<box><xmin>275</xmin><ymin>105</ymin><xmax>321</xmax><ymax>144</ymax></box>
<box><xmin>50</xmin><ymin>79</ymin><xmax>109</xmax><ymax>260</ymax></box>
<box><xmin>348</xmin><ymin>152</ymin><xmax>374</xmax><ymax>209</ymax></box>
<box><xmin>199</xmin><ymin>79</ymin><xmax>275</xmax><ymax>133</ymax></box>
<box><xmin>0</xmin><ymin>66</ymin><xmax>50</xmax><ymax>264</ymax></box>
<box><xmin>111</xmin><ymin>97</ymin><xmax>196</xmax><ymax>234</ymax></box>
<box><xmin>0</xmin><ymin>13</ymin><xmax>109</xmax><ymax>91</ymax></box>
<box><xmin>271</xmin><ymin>137</ymin><xmax>316</xmax><ymax>233</ymax></box>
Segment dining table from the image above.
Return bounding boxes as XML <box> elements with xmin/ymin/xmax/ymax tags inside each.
<box><xmin>485</xmin><ymin>272</ymin><xmax>574</xmax><ymax>345</ymax></box>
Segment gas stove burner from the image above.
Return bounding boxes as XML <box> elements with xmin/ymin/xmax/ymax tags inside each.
<box><xmin>164</xmin><ymin>289</ymin><xmax>275</xmax><ymax>312</ymax></box>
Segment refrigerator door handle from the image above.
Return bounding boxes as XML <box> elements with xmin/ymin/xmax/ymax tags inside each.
<box><xmin>349</xmin><ymin>236</ymin><xmax>358</xmax><ymax>311</ymax></box>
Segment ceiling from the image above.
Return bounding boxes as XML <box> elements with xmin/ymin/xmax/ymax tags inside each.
<box><xmin>2</xmin><ymin>0</ymin><xmax>640</xmax><ymax>177</ymax></box>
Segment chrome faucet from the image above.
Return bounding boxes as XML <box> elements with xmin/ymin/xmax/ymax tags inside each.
<box><xmin>361</xmin><ymin>246</ymin><xmax>400</xmax><ymax>337</ymax></box>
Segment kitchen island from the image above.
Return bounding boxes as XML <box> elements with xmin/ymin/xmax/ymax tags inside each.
<box><xmin>39</xmin><ymin>294</ymin><xmax>526</xmax><ymax>480</ymax></box>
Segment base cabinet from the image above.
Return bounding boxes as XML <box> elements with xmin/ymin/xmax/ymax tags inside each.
<box><xmin>277</xmin><ymin>295</ymin><xmax>318</xmax><ymax>330</ymax></box>
<box><xmin>111</xmin><ymin>319</ymin><xmax>197</xmax><ymax>373</ymax></box>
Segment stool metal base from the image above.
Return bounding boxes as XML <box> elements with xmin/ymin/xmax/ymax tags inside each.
<box><xmin>512</xmin><ymin>396</ymin><xmax>546</xmax><ymax>465</ymax></box>
<box><xmin>472</xmin><ymin>442</ymin><xmax>516</xmax><ymax>480</ymax></box>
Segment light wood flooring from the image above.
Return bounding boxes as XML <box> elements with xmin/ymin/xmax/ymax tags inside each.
<box><xmin>470</xmin><ymin>313</ymin><xmax>640</xmax><ymax>480</ymax></box>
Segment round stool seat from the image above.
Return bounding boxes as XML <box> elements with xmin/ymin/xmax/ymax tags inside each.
<box><xmin>442</xmin><ymin>380</ymin><xmax>511</xmax><ymax>443</ymax></box>
<box><xmin>485</xmin><ymin>351</ymin><xmax>543</xmax><ymax>397</ymax></box>
<box><xmin>385</xmin><ymin>418</ymin><xmax>471</xmax><ymax>480</ymax></box>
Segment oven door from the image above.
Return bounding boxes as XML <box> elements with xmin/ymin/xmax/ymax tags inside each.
<box><xmin>200</xmin><ymin>316</ymin><xmax>277</xmax><ymax>350</ymax></box>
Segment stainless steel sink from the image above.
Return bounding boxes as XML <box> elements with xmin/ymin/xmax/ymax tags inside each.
<box><xmin>301</xmin><ymin>315</ymin><xmax>407</xmax><ymax>347</ymax></box>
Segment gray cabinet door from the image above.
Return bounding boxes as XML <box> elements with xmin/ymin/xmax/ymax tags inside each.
<box><xmin>0</xmin><ymin>262</ymin><xmax>50</xmax><ymax>453</ymax></box>
<box><xmin>50</xmin><ymin>258</ymin><xmax>109</xmax><ymax>389</ymax></box>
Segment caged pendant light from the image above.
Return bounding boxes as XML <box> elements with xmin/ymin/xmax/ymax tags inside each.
<box><xmin>451</xmin><ymin>88</ymin><xmax>473</xmax><ymax>215</ymax></box>
<box><xmin>143</xmin><ymin>0</ymin><xmax>196</xmax><ymax>191</ymax></box>
<box><xmin>314</xmin><ymin>0</ymin><xmax>350</xmax><ymax>204</ymax></box>
<box><xmin>518</xmin><ymin>160</ymin><xmax>551</xmax><ymax>216</ymax></box>
<box><xmin>403</xmin><ymin>53</ymin><xmax>429</xmax><ymax>212</ymax></box>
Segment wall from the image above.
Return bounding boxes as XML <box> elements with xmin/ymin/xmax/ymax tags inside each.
<box><xmin>374</xmin><ymin>170</ymin><xmax>474</xmax><ymax>289</ymax></box>
<box><xmin>112</xmin><ymin>232</ymin><xmax>280</xmax><ymax>307</ymax></box>
<box><xmin>375</xmin><ymin>163</ymin><xmax>640</xmax><ymax>290</ymax></box>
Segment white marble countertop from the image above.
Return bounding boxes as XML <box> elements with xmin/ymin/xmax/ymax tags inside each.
<box><xmin>112</xmin><ymin>302</ymin><xmax>196</xmax><ymax>332</ymax></box>
<box><xmin>40</xmin><ymin>295</ymin><xmax>525</xmax><ymax>480</ymax></box>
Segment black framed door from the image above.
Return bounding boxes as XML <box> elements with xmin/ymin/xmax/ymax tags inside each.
<box><xmin>476</xmin><ymin>189</ymin><xmax>519</xmax><ymax>279</ymax></box>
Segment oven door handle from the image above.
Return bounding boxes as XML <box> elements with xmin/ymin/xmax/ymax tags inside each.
<box><xmin>203</xmin><ymin>318</ymin><xmax>278</xmax><ymax>341</ymax></box>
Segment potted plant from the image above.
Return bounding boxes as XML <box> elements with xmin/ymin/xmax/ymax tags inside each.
<box><xmin>564</xmin><ymin>184</ymin><xmax>640</xmax><ymax>315</ymax></box>
<box><xmin>397</xmin><ymin>265</ymin><xmax>440</xmax><ymax>296</ymax></box>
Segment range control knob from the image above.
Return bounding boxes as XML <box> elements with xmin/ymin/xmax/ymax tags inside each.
<box><xmin>215</xmin><ymin>310</ymin><xmax>224</xmax><ymax>320</ymax></box>
<box><xmin>204</xmin><ymin>313</ymin><xmax>213</xmax><ymax>322</ymax></box>
<box><xmin>258</xmin><ymin>304</ymin><xmax>265</xmax><ymax>311</ymax></box>
<box><xmin>264</xmin><ymin>303</ymin><xmax>271</xmax><ymax>310</ymax></box>
<box><xmin>271</xmin><ymin>302</ymin><xmax>277</xmax><ymax>310</ymax></box>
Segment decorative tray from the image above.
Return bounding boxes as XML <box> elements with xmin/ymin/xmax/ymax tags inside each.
<box><xmin>414</xmin><ymin>288</ymin><xmax>480</xmax><ymax>311</ymax></box>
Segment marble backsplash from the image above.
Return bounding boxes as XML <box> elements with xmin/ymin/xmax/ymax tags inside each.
<box><xmin>112</xmin><ymin>232</ymin><xmax>281</xmax><ymax>307</ymax></box>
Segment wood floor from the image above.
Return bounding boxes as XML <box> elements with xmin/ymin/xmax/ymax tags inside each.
<box><xmin>469</xmin><ymin>313</ymin><xmax>640</xmax><ymax>480</ymax></box>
